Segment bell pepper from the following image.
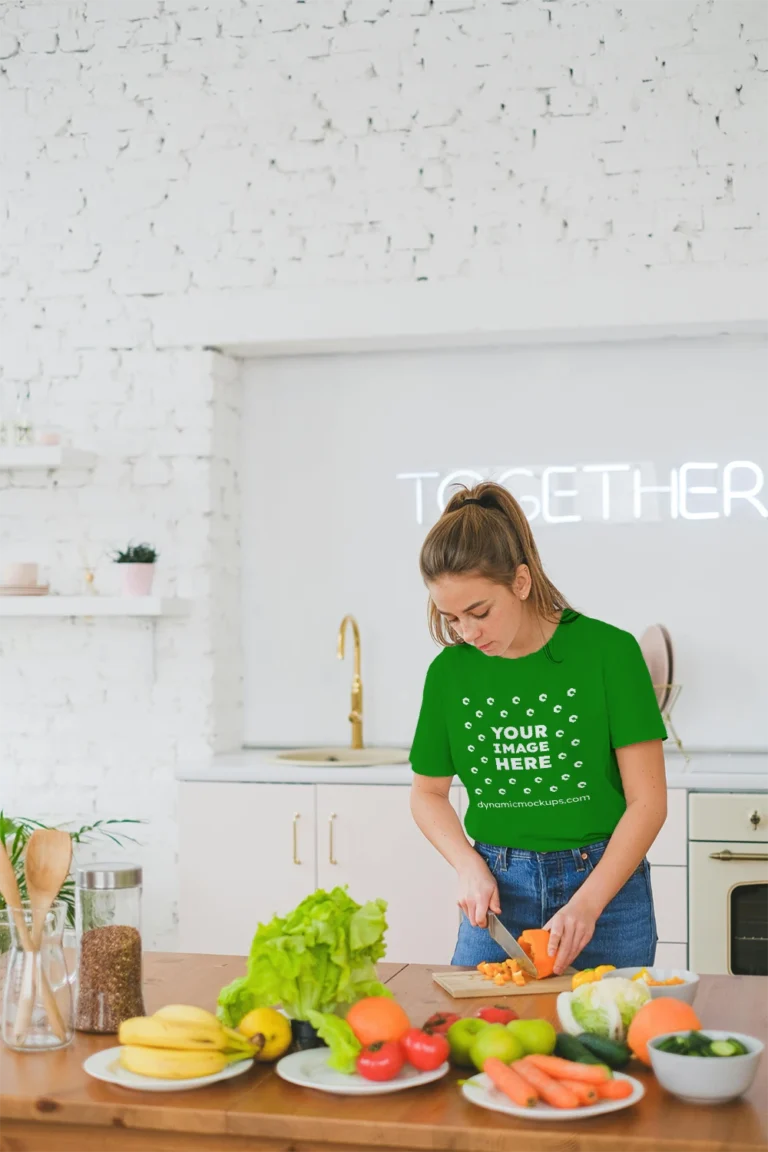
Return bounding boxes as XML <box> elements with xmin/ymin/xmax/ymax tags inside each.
<box><xmin>572</xmin><ymin>969</ymin><xmax>598</xmax><ymax>989</ymax></box>
<box><xmin>571</xmin><ymin>964</ymin><xmax>616</xmax><ymax>990</ymax></box>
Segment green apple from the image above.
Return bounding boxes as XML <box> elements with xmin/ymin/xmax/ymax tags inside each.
<box><xmin>446</xmin><ymin>1018</ymin><xmax>489</xmax><ymax>1067</ymax></box>
<box><xmin>506</xmin><ymin>1018</ymin><xmax>557</xmax><ymax>1056</ymax></box>
<box><xmin>469</xmin><ymin>1023</ymin><xmax>525</xmax><ymax>1071</ymax></box>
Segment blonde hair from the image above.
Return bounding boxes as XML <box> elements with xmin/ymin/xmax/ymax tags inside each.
<box><xmin>420</xmin><ymin>481</ymin><xmax>572</xmax><ymax>647</ymax></box>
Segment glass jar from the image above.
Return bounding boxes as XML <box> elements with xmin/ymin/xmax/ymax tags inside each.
<box><xmin>74</xmin><ymin>862</ymin><xmax>145</xmax><ymax>1034</ymax></box>
<box><xmin>1</xmin><ymin>901</ymin><xmax>76</xmax><ymax>1051</ymax></box>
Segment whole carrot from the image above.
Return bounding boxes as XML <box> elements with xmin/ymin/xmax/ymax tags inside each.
<box><xmin>515</xmin><ymin>1059</ymin><xmax>581</xmax><ymax>1109</ymax></box>
<box><xmin>483</xmin><ymin>1058</ymin><xmax>538</xmax><ymax>1108</ymax></box>
<box><xmin>525</xmin><ymin>1053</ymin><xmax>611</xmax><ymax>1083</ymax></box>
<box><xmin>595</xmin><ymin>1078</ymin><xmax>634</xmax><ymax>1100</ymax></box>
<box><xmin>559</xmin><ymin>1079</ymin><xmax>598</xmax><ymax>1105</ymax></box>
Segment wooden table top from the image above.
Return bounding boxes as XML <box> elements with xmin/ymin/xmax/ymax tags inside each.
<box><xmin>1</xmin><ymin>953</ymin><xmax>766</xmax><ymax>1152</ymax></box>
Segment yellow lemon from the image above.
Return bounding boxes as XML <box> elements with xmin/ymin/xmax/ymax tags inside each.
<box><xmin>237</xmin><ymin>1008</ymin><xmax>292</xmax><ymax>1062</ymax></box>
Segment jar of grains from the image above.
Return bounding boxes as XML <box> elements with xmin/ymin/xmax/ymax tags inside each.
<box><xmin>74</xmin><ymin>863</ymin><xmax>145</xmax><ymax>1033</ymax></box>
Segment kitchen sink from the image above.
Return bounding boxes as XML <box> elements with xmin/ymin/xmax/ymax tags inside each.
<box><xmin>273</xmin><ymin>747</ymin><xmax>410</xmax><ymax>768</ymax></box>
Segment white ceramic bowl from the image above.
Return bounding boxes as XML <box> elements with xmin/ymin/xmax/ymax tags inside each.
<box><xmin>604</xmin><ymin>967</ymin><xmax>699</xmax><ymax>1005</ymax></box>
<box><xmin>649</xmin><ymin>1030</ymin><xmax>764</xmax><ymax>1105</ymax></box>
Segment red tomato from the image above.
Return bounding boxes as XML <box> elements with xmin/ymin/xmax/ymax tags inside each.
<box><xmin>356</xmin><ymin>1041</ymin><xmax>405</xmax><ymax>1082</ymax></box>
<box><xmin>400</xmin><ymin>1028</ymin><xmax>450</xmax><ymax>1072</ymax></box>
<box><xmin>474</xmin><ymin>1006</ymin><xmax>519</xmax><ymax>1025</ymax></box>
<box><xmin>422</xmin><ymin>1011</ymin><xmax>461</xmax><ymax>1036</ymax></box>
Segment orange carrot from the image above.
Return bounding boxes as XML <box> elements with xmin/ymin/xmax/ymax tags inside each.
<box><xmin>595</xmin><ymin>1078</ymin><xmax>634</xmax><ymax>1100</ymax></box>
<box><xmin>484</xmin><ymin>1058</ymin><xmax>538</xmax><ymax>1108</ymax></box>
<box><xmin>514</xmin><ymin>1059</ymin><xmax>581</xmax><ymax>1109</ymax></box>
<box><xmin>559</xmin><ymin>1079</ymin><xmax>598</xmax><ymax>1105</ymax></box>
<box><xmin>524</xmin><ymin>1053</ymin><xmax>611</xmax><ymax>1083</ymax></box>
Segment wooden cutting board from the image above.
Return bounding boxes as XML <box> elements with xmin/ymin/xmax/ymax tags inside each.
<box><xmin>432</xmin><ymin>968</ymin><xmax>575</xmax><ymax>998</ymax></box>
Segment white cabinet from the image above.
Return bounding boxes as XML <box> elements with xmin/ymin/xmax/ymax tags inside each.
<box><xmin>178</xmin><ymin>780</ymin><xmax>693</xmax><ymax>965</ymax></box>
<box><xmin>648</xmin><ymin>789</ymin><xmax>688</xmax><ymax>963</ymax></box>
<box><xmin>648</xmin><ymin>789</ymin><xmax>687</xmax><ymax>866</ymax></box>
<box><xmin>650</xmin><ymin>864</ymin><xmax>687</xmax><ymax>944</ymax></box>
<box><xmin>316</xmin><ymin>785</ymin><xmax>462</xmax><ymax>965</ymax></box>
<box><xmin>178</xmin><ymin>782</ymin><xmax>316</xmax><ymax>955</ymax></box>
<box><xmin>655</xmin><ymin>942</ymin><xmax>688</xmax><ymax>968</ymax></box>
<box><xmin>178</xmin><ymin>781</ymin><xmax>463</xmax><ymax>963</ymax></box>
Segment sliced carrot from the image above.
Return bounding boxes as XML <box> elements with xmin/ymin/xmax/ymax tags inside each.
<box><xmin>525</xmin><ymin>1053</ymin><xmax>611</xmax><ymax>1083</ymax></box>
<box><xmin>484</xmin><ymin>1057</ymin><xmax>538</xmax><ymax>1108</ymax></box>
<box><xmin>595</xmin><ymin>1078</ymin><xmax>634</xmax><ymax>1100</ymax></box>
<box><xmin>559</xmin><ymin>1078</ymin><xmax>598</xmax><ymax>1105</ymax></box>
<box><xmin>514</xmin><ymin>1059</ymin><xmax>581</xmax><ymax>1109</ymax></box>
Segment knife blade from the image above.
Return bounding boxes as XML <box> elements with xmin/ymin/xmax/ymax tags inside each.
<box><xmin>486</xmin><ymin>913</ymin><xmax>539</xmax><ymax>978</ymax></box>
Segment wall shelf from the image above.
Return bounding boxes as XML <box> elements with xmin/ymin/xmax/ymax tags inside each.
<box><xmin>0</xmin><ymin>446</ymin><xmax>96</xmax><ymax>470</ymax></box>
<box><xmin>0</xmin><ymin>597</ymin><xmax>190</xmax><ymax>618</ymax></box>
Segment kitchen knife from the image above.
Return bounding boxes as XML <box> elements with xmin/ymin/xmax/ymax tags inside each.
<box><xmin>486</xmin><ymin>913</ymin><xmax>539</xmax><ymax>978</ymax></box>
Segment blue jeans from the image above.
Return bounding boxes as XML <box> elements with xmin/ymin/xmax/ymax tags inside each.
<box><xmin>452</xmin><ymin>838</ymin><xmax>657</xmax><ymax>969</ymax></box>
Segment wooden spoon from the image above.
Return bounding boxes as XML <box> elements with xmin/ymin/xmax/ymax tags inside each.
<box><xmin>25</xmin><ymin>829</ymin><xmax>73</xmax><ymax>944</ymax></box>
<box><xmin>15</xmin><ymin>830</ymin><xmax>72</xmax><ymax>1043</ymax></box>
<box><xmin>0</xmin><ymin>840</ymin><xmax>34</xmax><ymax>949</ymax></box>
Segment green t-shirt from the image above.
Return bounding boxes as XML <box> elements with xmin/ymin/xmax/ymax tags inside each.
<box><xmin>410</xmin><ymin>612</ymin><xmax>666</xmax><ymax>851</ymax></box>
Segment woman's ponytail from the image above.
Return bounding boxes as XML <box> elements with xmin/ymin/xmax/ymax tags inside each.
<box><xmin>420</xmin><ymin>481</ymin><xmax>571</xmax><ymax>646</ymax></box>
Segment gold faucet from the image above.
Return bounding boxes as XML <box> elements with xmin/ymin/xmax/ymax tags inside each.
<box><xmin>337</xmin><ymin>615</ymin><xmax>363</xmax><ymax>750</ymax></box>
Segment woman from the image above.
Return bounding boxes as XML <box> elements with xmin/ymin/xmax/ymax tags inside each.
<box><xmin>409</xmin><ymin>481</ymin><xmax>667</xmax><ymax>975</ymax></box>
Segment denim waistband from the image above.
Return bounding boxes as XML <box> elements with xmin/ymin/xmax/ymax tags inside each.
<box><xmin>474</xmin><ymin>837</ymin><xmax>610</xmax><ymax>873</ymax></box>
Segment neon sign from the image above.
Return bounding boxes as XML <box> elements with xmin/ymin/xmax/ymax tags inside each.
<box><xmin>396</xmin><ymin>462</ymin><xmax>767</xmax><ymax>525</ymax></box>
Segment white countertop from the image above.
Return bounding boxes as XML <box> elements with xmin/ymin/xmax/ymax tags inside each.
<box><xmin>179</xmin><ymin>748</ymin><xmax>768</xmax><ymax>792</ymax></box>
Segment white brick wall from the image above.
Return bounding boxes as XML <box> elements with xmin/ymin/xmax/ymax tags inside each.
<box><xmin>1</xmin><ymin>0</ymin><xmax>765</xmax><ymax>948</ymax></box>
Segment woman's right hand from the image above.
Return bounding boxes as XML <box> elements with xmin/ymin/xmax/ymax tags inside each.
<box><xmin>457</xmin><ymin>855</ymin><xmax>501</xmax><ymax>928</ymax></box>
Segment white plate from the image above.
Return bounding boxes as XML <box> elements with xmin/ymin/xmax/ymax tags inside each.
<box><xmin>83</xmin><ymin>1047</ymin><xmax>254</xmax><ymax>1092</ymax></box>
<box><xmin>276</xmin><ymin>1048</ymin><xmax>449</xmax><ymax>1095</ymax></box>
<box><xmin>462</xmin><ymin>1069</ymin><xmax>645</xmax><ymax>1121</ymax></box>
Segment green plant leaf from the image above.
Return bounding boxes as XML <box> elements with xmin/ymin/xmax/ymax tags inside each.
<box><xmin>0</xmin><ymin>814</ymin><xmax>143</xmax><ymax>928</ymax></box>
<box><xmin>112</xmin><ymin>542</ymin><xmax>158</xmax><ymax>564</ymax></box>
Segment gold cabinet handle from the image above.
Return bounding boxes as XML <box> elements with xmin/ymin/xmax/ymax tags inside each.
<box><xmin>329</xmin><ymin>812</ymin><xmax>338</xmax><ymax>865</ymax></box>
<box><xmin>709</xmin><ymin>850</ymin><xmax>768</xmax><ymax>861</ymax></box>
<box><xmin>292</xmin><ymin>813</ymin><xmax>301</xmax><ymax>866</ymax></box>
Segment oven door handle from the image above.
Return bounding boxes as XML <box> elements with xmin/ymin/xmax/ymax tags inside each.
<box><xmin>709</xmin><ymin>850</ymin><xmax>768</xmax><ymax>861</ymax></box>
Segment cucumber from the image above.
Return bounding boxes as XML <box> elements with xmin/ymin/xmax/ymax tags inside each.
<box><xmin>686</xmin><ymin>1030</ymin><xmax>713</xmax><ymax>1055</ymax></box>
<box><xmin>554</xmin><ymin>1034</ymin><xmax>607</xmax><ymax>1066</ymax></box>
<box><xmin>575</xmin><ymin>1032</ymin><xmax>631</xmax><ymax>1069</ymax></box>
<box><xmin>710</xmin><ymin>1039</ymin><xmax>747</xmax><ymax>1057</ymax></box>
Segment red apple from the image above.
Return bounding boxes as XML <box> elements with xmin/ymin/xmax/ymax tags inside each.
<box><xmin>422</xmin><ymin>1011</ymin><xmax>461</xmax><ymax>1036</ymax></box>
<box><xmin>474</xmin><ymin>1005</ymin><xmax>519</xmax><ymax>1025</ymax></box>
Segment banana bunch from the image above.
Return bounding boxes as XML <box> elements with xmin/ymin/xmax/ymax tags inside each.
<box><xmin>118</xmin><ymin>1004</ymin><xmax>257</xmax><ymax>1081</ymax></box>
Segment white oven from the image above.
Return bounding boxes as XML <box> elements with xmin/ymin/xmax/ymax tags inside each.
<box><xmin>689</xmin><ymin>792</ymin><xmax>768</xmax><ymax>976</ymax></box>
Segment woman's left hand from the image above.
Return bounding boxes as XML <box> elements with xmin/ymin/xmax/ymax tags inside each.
<box><xmin>543</xmin><ymin>896</ymin><xmax>600</xmax><ymax>976</ymax></box>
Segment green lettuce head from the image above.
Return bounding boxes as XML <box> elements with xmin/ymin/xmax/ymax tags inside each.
<box><xmin>558</xmin><ymin>977</ymin><xmax>650</xmax><ymax>1041</ymax></box>
<box><xmin>217</xmin><ymin>887</ymin><xmax>390</xmax><ymax>1027</ymax></box>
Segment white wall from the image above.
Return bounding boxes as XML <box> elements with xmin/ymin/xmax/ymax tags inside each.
<box><xmin>242</xmin><ymin>335</ymin><xmax>768</xmax><ymax>752</ymax></box>
<box><xmin>1</xmin><ymin>0</ymin><xmax>766</xmax><ymax>945</ymax></box>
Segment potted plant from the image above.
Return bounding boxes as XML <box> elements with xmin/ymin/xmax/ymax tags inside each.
<box><xmin>0</xmin><ymin>814</ymin><xmax>141</xmax><ymax>955</ymax></box>
<box><xmin>112</xmin><ymin>542</ymin><xmax>158</xmax><ymax>597</ymax></box>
